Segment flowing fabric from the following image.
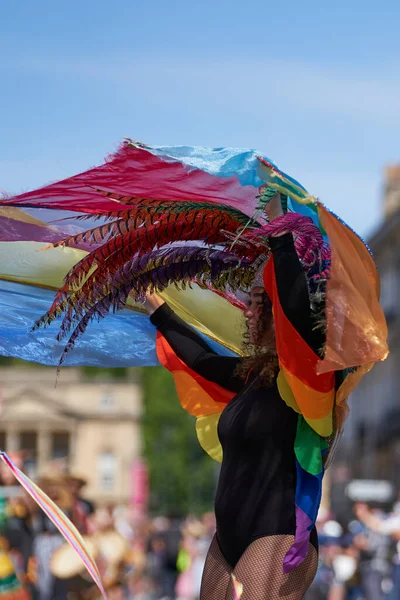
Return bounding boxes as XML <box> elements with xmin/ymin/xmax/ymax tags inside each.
<box><xmin>0</xmin><ymin>140</ymin><xmax>389</xmax><ymax>575</ymax></box>
<box><xmin>0</xmin><ymin>141</ymin><xmax>322</xmax><ymax>368</ymax></box>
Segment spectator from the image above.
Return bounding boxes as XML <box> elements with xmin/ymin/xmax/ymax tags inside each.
<box><xmin>355</xmin><ymin>502</ymin><xmax>400</xmax><ymax>600</ymax></box>
<box><xmin>32</xmin><ymin>475</ymin><xmax>74</xmax><ymax>600</ymax></box>
<box><xmin>176</xmin><ymin>519</ymin><xmax>207</xmax><ymax>600</ymax></box>
<box><xmin>158</xmin><ymin>517</ymin><xmax>182</xmax><ymax>600</ymax></box>
<box><xmin>64</xmin><ymin>473</ymin><xmax>95</xmax><ymax>535</ymax></box>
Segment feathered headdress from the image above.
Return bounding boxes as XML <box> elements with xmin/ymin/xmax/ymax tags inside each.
<box><xmin>38</xmin><ymin>199</ymin><xmax>327</xmax><ymax>367</ymax></box>
<box><xmin>0</xmin><ymin>139</ymin><xmax>388</xmax><ymax>416</ymax></box>
<box><xmin>1</xmin><ymin>147</ymin><xmax>329</xmax><ymax>365</ymax></box>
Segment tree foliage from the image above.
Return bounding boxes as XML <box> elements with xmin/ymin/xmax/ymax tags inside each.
<box><xmin>140</xmin><ymin>366</ymin><xmax>216</xmax><ymax>516</ymax></box>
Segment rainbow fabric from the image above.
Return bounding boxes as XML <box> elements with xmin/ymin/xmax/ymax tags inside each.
<box><xmin>0</xmin><ymin>453</ymin><xmax>107</xmax><ymax>599</ymax></box>
<box><xmin>0</xmin><ymin>141</ymin><xmax>389</xmax><ymax>573</ymax></box>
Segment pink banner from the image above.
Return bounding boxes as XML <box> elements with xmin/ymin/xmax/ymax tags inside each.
<box><xmin>130</xmin><ymin>459</ymin><xmax>149</xmax><ymax>514</ymax></box>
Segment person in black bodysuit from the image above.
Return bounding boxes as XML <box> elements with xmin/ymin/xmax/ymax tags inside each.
<box><xmin>144</xmin><ymin>194</ymin><xmax>321</xmax><ymax>599</ymax></box>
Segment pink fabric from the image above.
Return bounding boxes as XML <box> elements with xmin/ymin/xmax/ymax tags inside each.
<box><xmin>283</xmin><ymin>505</ymin><xmax>312</xmax><ymax>574</ymax></box>
<box><xmin>0</xmin><ymin>216</ymin><xmax>66</xmax><ymax>242</ymax></box>
<box><xmin>130</xmin><ymin>459</ymin><xmax>149</xmax><ymax>508</ymax></box>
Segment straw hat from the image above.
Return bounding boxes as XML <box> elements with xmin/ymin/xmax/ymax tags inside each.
<box><xmin>64</xmin><ymin>472</ymin><xmax>88</xmax><ymax>489</ymax></box>
<box><xmin>37</xmin><ymin>474</ymin><xmax>73</xmax><ymax>511</ymax></box>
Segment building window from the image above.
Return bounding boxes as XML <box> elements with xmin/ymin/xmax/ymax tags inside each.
<box><xmin>99</xmin><ymin>391</ymin><xmax>114</xmax><ymax>410</ymax></box>
<box><xmin>98</xmin><ymin>451</ymin><xmax>116</xmax><ymax>492</ymax></box>
<box><xmin>52</xmin><ymin>432</ymin><xmax>70</xmax><ymax>461</ymax></box>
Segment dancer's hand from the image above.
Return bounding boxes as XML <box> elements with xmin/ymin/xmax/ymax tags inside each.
<box><xmin>265</xmin><ymin>192</ymin><xmax>284</xmax><ymax>222</ymax></box>
<box><xmin>144</xmin><ymin>292</ymin><xmax>165</xmax><ymax>315</ymax></box>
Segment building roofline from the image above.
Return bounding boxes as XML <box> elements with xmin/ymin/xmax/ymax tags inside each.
<box><xmin>3</xmin><ymin>388</ymin><xmax>81</xmax><ymax>418</ymax></box>
<box><xmin>3</xmin><ymin>388</ymin><xmax>141</xmax><ymax>421</ymax></box>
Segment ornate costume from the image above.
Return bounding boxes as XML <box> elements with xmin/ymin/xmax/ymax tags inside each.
<box><xmin>0</xmin><ymin>141</ymin><xmax>389</xmax><ymax>595</ymax></box>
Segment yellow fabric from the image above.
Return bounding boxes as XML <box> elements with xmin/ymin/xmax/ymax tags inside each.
<box><xmin>0</xmin><ymin>551</ymin><xmax>15</xmax><ymax>578</ymax></box>
<box><xmin>303</xmin><ymin>413</ymin><xmax>333</xmax><ymax>438</ymax></box>
<box><xmin>257</xmin><ymin>161</ymin><xmax>318</xmax><ymax>205</ymax></box>
<box><xmin>276</xmin><ymin>370</ymin><xmax>300</xmax><ymax>413</ymax></box>
<box><xmin>0</xmin><ymin>241</ymin><xmax>245</xmax><ymax>354</ymax></box>
<box><xmin>0</xmin><ymin>241</ymin><xmax>85</xmax><ymax>288</ymax></box>
<box><xmin>0</xmin><ymin>206</ymin><xmax>52</xmax><ymax>227</ymax></box>
<box><xmin>161</xmin><ymin>286</ymin><xmax>245</xmax><ymax>356</ymax></box>
<box><xmin>278</xmin><ymin>369</ymin><xmax>333</xmax><ymax>437</ymax></box>
<box><xmin>195</xmin><ymin>413</ymin><xmax>223</xmax><ymax>462</ymax></box>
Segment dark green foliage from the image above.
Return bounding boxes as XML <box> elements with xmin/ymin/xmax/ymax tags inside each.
<box><xmin>81</xmin><ymin>366</ymin><xmax>129</xmax><ymax>380</ymax></box>
<box><xmin>140</xmin><ymin>366</ymin><xmax>216</xmax><ymax>516</ymax></box>
<box><xmin>0</xmin><ymin>356</ymin><xmax>40</xmax><ymax>367</ymax></box>
<box><xmin>0</xmin><ymin>358</ymin><xmax>215</xmax><ymax>514</ymax></box>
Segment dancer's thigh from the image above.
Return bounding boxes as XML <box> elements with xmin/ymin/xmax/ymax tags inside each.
<box><xmin>225</xmin><ymin>535</ymin><xmax>318</xmax><ymax>600</ymax></box>
<box><xmin>200</xmin><ymin>534</ymin><xmax>232</xmax><ymax>600</ymax></box>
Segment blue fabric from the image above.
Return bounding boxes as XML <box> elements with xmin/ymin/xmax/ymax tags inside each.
<box><xmin>0</xmin><ymin>281</ymin><xmax>158</xmax><ymax>367</ymax></box>
<box><xmin>0</xmin><ymin>281</ymin><xmax>234</xmax><ymax>367</ymax></box>
<box><xmin>149</xmin><ymin>144</ymin><xmax>309</xmax><ymax>193</ymax></box>
<box><xmin>149</xmin><ymin>145</ymin><xmax>269</xmax><ymax>187</ymax></box>
<box><xmin>295</xmin><ymin>458</ymin><xmax>324</xmax><ymax>527</ymax></box>
<box><xmin>288</xmin><ymin>198</ymin><xmax>326</xmax><ymax>236</ymax></box>
<box><xmin>0</xmin><ymin>142</ymin><xmax>369</xmax><ymax>372</ymax></box>
<box><xmin>148</xmin><ymin>146</ymin><xmax>328</xmax><ymax>237</ymax></box>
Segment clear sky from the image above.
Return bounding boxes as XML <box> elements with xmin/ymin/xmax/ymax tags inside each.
<box><xmin>1</xmin><ymin>0</ymin><xmax>400</xmax><ymax>237</ymax></box>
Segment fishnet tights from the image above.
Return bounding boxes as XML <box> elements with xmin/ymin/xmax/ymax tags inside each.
<box><xmin>200</xmin><ymin>534</ymin><xmax>318</xmax><ymax>600</ymax></box>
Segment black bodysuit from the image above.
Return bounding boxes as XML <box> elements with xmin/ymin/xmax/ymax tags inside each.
<box><xmin>150</xmin><ymin>234</ymin><xmax>320</xmax><ymax>568</ymax></box>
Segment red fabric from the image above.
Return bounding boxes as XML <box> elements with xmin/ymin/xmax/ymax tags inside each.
<box><xmin>3</xmin><ymin>144</ymin><xmax>257</xmax><ymax>215</ymax></box>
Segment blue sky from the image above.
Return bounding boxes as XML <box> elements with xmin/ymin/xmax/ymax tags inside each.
<box><xmin>1</xmin><ymin>0</ymin><xmax>400</xmax><ymax>237</ymax></box>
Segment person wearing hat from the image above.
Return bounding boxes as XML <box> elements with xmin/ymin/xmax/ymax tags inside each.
<box><xmin>64</xmin><ymin>473</ymin><xmax>95</xmax><ymax>535</ymax></box>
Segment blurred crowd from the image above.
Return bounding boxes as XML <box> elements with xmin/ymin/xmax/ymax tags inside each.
<box><xmin>305</xmin><ymin>501</ymin><xmax>400</xmax><ymax>600</ymax></box>
<box><xmin>2</xmin><ymin>460</ymin><xmax>400</xmax><ymax>600</ymax></box>
<box><xmin>0</xmin><ymin>461</ymin><xmax>215</xmax><ymax>600</ymax></box>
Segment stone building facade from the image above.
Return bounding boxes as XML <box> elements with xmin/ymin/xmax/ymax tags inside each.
<box><xmin>0</xmin><ymin>367</ymin><xmax>142</xmax><ymax>504</ymax></box>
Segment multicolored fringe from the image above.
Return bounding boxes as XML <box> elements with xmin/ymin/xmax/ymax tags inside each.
<box><xmin>156</xmin><ymin>333</ymin><xmax>234</xmax><ymax>462</ymax></box>
<box><xmin>283</xmin><ymin>417</ymin><xmax>326</xmax><ymax>573</ymax></box>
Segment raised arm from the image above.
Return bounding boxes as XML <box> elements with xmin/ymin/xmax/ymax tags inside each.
<box><xmin>145</xmin><ymin>294</ymin><xmax>242</xmax><ymax>393</ymax></box>
<box><xmin>266</xmin><ymin>195</ymin><xmax>325</xmax><ymax>356</ymax></box>
<box><xmin>270</xmin><ymin>234</ymin><xmax>325</xmax><ymax>355</ymax></box>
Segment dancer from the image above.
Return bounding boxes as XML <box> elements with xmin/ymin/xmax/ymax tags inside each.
<box><xmin>145</xmin><ymin>193</ymin><xmax>319</xmax><ymax>599</ymax></box>
<box><xmin>0</xmin><ymin>141</ymin><xmax>389</xmax><ymax>599</ymax></box>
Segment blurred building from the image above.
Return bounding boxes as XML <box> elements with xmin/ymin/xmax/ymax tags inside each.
<box><xmin>0</xmin><ymin>367</ymin><xmax>142</xmax><ymax>504</ymax></box>
<box><xmin>331</xmin><ymin>165</ymin><xmax>400</xmax><ymax>514</ymax></box>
